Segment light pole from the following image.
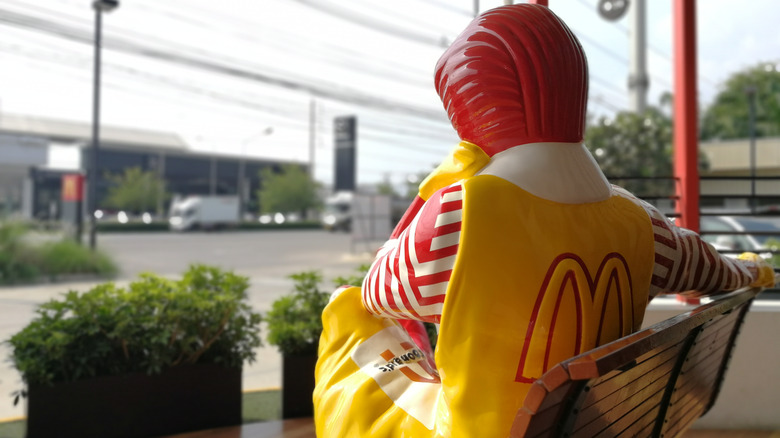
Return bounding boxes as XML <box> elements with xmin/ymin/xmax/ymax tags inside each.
<box><xmin>88</xmin><ymin>0</ymin><xmax>118</xmax><ymax>250</ymax></box>
<box><xmin>238</xmin><ymin>127</ymin><xmax>273</xmax><ymax>220</ymax></box>
<box><xmin>596</xmin><ymin>1</ymin><xmax>645</xmax><ymax>113</ymax></box>
<box><xmin>746</xmin><ymin>86</ymin><xmax>757</xmax><ymax>213</ymax></box>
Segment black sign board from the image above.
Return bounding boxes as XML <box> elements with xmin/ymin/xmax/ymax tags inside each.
<box><xmin>334</xmin><ymin>116</ymin><xmax>357</xmax><ymax>192</ymax></box>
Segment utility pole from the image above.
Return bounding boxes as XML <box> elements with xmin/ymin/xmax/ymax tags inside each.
<box><xmin>238</xmin><ymin>127</ymin><xmax>273</xmax><ymax>220</ymax></box>
<box><xmin>746</xmin><ymin>86</ymin><xmax>757</xmax><ymax>213</ymax></box>
<box><xmin>89</xmin><ymin>0</ymin><xmax>119</xmax><ymax>250</ymax></box>
<box><xmin>309</xmin><ymin>98</ymin><xmax>316</xmax><ymax>180</ymax></box>
<box><xmin>629</xmin><ymin>0</ymin><xmax>649</xmax><ymax>113</ymax></box>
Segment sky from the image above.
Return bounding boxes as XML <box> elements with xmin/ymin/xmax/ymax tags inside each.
<box><xmin>0</xmin><ymin>0</ymin><xmax>778</xmax><ymax>191</ymax></box>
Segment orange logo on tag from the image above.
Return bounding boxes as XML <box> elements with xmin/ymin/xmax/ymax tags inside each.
<box><xmin>351</xmin><ymin>325</ymin><xmax>441</xmax><ymax>430</ymax></box>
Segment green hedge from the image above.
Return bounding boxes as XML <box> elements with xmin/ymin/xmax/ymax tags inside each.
<box><xmin>6</xmin><ymin>265</ymin><xmax>262</xmax><ymax>386</ymax></box>
<box><xmin>96</xmin><ymin>221</ymin><xmax>320</xmax><ymax>233</ymax></box>
<box><xmin>0</xmin><ymin>221</ymin><xmax>117</xmax><ymax>285</ymax></box>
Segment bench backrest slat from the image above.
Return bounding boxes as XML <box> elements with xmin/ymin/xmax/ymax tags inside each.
<box><xmin>510</xmin><ymin>287</ymin><xmax>758</xmax><ymax>438</ymax></box>
<box><xmin>659</xmin><ymin>302</ymin><xmax>751</xmax><ymax>438</ymax></box>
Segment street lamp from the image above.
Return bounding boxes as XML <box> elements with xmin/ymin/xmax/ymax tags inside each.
<box><xmin>238</xmin><ymin>127</ymin><xmax>273</xmax><ymax>220</ymax></box>
<box><xmin>745</xmin><ymin>86</ymin><xmax>757</xmax><ymax>213</ymax></box>
<box><xmin>88</xmin><ymin>0</ymin><xmax>118</xmax><ymax>250</ymax></box>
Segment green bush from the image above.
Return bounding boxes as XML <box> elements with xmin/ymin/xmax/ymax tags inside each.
<box><xmin>96</xmin><ymin>221</ymin><xmax>169</xmax><ymax>233</ymax></box>
<box><xmin>765</xmin><ymin>238</ymin><xmax>780</xmax><ymax>268</ymax></box>
<box><xmin>331</xmin><ymin>264</ymin><xmax>370</xmax><ymax>288</ymax></box>
<box><xmin>0</xmin><ymin>221</ymin><xmax>40</xmax><ymax>283</ymax></box>
<box><xmin>6</xmin><ymin>265</ymin><xmax>262</xmax><ymax>388</ymax></box>
<box><xmin>266</xmin><ymin>271</ymin><xmax>330</xmax><ymax>356</ymax></box>
<box><xmin>38</xmin><ymin>239</ymin><xmax>117</xmax><ymax>277</ymax></box>
<box><xmin>266</xmin><ymin>265</ymin><xmax>439</xmax><ymax>355</ymax></box>
<box><xmin>0</xmin><ymin>221</ymin><xmax>117</xmax><ymax>284</ymax></box>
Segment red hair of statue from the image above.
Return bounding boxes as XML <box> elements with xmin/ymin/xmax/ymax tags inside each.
<box><xmin>434</xmin><ymin>4</ymin><xmax>588</xmax><ymax>156</ymax></box>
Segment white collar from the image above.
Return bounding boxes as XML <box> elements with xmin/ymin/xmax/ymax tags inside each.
<box><xmin>475</xmin><ymin>142</ymin><xmax>612</xmax><ymax>204</ymax></box>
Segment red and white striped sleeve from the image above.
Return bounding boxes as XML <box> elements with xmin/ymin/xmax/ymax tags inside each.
<box><xmin>612</xmin><ymin>186</ymin><xmax>757</xmax><ymax>297</ymax></box>
<box><xmin>362</xmin><ymin>183</ymin><xmax>464</xmax><ymax>323</ymax></box>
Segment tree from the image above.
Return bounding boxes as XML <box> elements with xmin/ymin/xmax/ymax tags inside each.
<box><xmin>700</xmin><ymin>62</ymin><xmax>780</xmax><ymax>140</ymax></box>
<box><xmin>104</xmin><ymin>167</ymin><xmax>169</xmax><ymax>214</ymax></box>
<box><xmin>585</xmin><ymin>107</ymin><xmax>675</xmax><ymax>197</ymax></box>
<box><xmin>586</xmin><ymin>106</ymin><xmax>712</xmax><ymax>198</ymax></box>
<box><xmin>257</xmin><ymin>164</ymin><xmax>320</xmax><ymax>216</ymax></box>
<box><xmin>375</xmin><ymin>177</ymin><xmax>398</xmax><ymax>198</ymax></box>
<box><xmin>404</xmin><ymin>171</ymin><xmax>432</xmax><ymax>199</ymax></box>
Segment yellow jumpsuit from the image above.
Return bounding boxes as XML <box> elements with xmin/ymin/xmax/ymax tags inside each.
<box><xmin>314</xmin><ymin>174</ymin><xmax>655</xmax><ymax>437</ymax></box>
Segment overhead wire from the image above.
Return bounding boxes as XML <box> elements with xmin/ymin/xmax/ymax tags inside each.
<box><xmin>572</xmin><ymin>0</ymin><xmax>717</xmax><ymax>92</ymax></box>
<box><xmin>130</xmin><ymin>0</ymin><xmax>436</xmax><ymax>88</ymax></box>
<box><xmin>1</xmin><ymin>0</ymin><xmax>660</xmax><ymax>179</ymax></box>
<box><xmin>417</xmin><ymin>0</ymin><xmax>473</xmax><ymax>17</ymax></box>
<box><xmin>0</xmin><ymin>1</ymin><xmax>455</xmax><ymax>181</ymax></box>
<box><xmin>0</xmin><ymin>31</ymin><xmax>312</xmax><ymax>128</ymax></box>
<box><xmin>0</xmin><ymin>7</ymin><xmax>448</xmax><ymax>123</ymax></box>
<box><xmin>4</xmin><ymin>0</ymin><xmax>630</xmax><ymax>123</ymax></box>
<box><xmin>0</xmin><ymin>0</ymin><xmax>458</xmax><ymax>152</ymax></box>
<box><xmin>288</xmin><ymin>0</ymin><xmax>452</xmax><ymax>48</ymax></box>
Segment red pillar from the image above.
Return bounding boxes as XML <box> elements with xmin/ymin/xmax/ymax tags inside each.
<box><xmin>673</xmin><ymin>0</ymin><xmax>700</xmax><ymax>232</ymax></box>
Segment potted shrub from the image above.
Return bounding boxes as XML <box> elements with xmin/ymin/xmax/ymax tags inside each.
<box><xmin>266</xmin><ymin>268</ymin><xmax>368</xmax><ymax>418</ymax></box>
<box><xmin>265</xmin><ymin>266</ymin><xmax>443</xmax><ymax>419</ymax></box>
<box><xmin>6</xmin><ymin>264</ymin><xmax>262</xmax><ymax>438</ymax></box>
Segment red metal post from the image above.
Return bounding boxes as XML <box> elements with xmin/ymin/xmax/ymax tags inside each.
<box><xmin>673</xmin><ymin>0</ymin><xmax>700</xmax><ymax>233</ymax></box>
<box><xmin>674</xmin><ymin>0</ymin><xmax>701</xmax><ymax>304</ymax></box>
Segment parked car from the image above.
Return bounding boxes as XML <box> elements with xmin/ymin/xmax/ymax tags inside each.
<box><xmin>699</xmin><ymin>216</ymin><xmax>780</xmax><ymax>258</ymax></box>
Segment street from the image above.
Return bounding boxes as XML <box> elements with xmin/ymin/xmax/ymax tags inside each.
<box><xmin>0</xmin><ymin>230</ymin><xmax>380</xmax><ymax>421</ymax></box>
<box><xmin>98</xmin><ymin>229</ymin><xmax>379</xmax><ymax>280</ymax></box>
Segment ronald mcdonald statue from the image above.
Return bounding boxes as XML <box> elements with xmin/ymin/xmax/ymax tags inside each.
<box><xmin>313</xmin><ymin>4</ymin><xmax>775</xmax><ymax>437</ymax></box>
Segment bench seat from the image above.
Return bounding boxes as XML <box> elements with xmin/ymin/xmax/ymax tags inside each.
<box><xmin>511</xmin><ymin>287</ymin><xmax>759</xmax><ymax>438</ymax></box>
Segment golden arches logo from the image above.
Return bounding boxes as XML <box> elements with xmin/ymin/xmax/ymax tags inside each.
<box><xmin>515</xmin><ymin>252</ymin><xmax>634</xmax><ymax>383</ymax></box>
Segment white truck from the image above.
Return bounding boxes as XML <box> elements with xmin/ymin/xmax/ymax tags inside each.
<box><xmin>169</xmin><ymin>195</ymin><xmax>240</xmax><ymax>231</ymax></box>
<box><xmin>321</xmin><ymin>191</ymin><xmax>354</xmax><ymax>232</ymax></box>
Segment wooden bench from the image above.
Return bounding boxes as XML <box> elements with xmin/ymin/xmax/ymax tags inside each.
<box><xmin>510</xmin><ymin>286</ymin><xmax>761</xmax><ymax>438</ymax></box>
<box><xmin>165</xmin><ymin>287</ymin><xmax>761</xmax><ymax>438</ymax></box>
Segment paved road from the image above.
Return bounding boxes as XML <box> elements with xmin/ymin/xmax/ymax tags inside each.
<box><xmin>99</xmin><ymin>229</ymin><xmax>379</xmax><ymax>279</ymax></box>
<box><xmin>0</xmin><ymin>230</ymin><xmax>380</xmax><ymax>421</ymax></box>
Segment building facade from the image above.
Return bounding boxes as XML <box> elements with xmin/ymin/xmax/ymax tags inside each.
<box><xmin>0</xmin><ymin>114</ymin><xmax>305</xmax><ymax>221</ymax></box>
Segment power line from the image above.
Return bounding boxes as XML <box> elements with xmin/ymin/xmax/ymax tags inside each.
<box><xmin>589</xmin><ymin>94</ymin><xmax>627</xmax><ymax>113</ymax></box>
<box><xmin>0</xmin><ymin>37</ymin><xmax>311</xmax><ymax>127</ymax></box>
<box><xmin>289</xmin><ymin>0</ymin><xmax>451</xmax><ymax>48</ymax></box>
<box><xmin>417</xmin><ymin>0</ymin><xmax>473</xmax><ymax>17</ymax></box>
<box><xmin>0</xmin><ymin>7</ymin><xmax>448</xmax><ymax>123</ymax></box>
<box><xmin>337</xmin><ymin>0</ymin><xmax>463</xmax><ymax>39</ymax></box>
<box><xmin>590</xmin><ymin>74</ymin><xmax>628</xmax><ymax>97</ymax></box>
<box><xmin>572</xmin><ymin>0</ymin><xmax>717</xmax><ymax>90</ymax></box>
<box><xmin>130</xmin><ymin>0</ymin><xmax>435</xmax><ymax>88</ymax></box>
